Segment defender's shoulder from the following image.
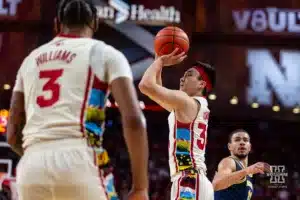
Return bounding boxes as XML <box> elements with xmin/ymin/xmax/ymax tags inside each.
<box><xmin>218</xmin><ymin>157</ymin><xmax>236</xmax><ymax>170</ymax></box>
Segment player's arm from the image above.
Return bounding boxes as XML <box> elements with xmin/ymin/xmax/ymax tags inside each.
<box><xmin>6</xmin><ymin>67</ymin><xmax>26</xmax><ymax>156</ymax></box>
<box><xmin>139</xmin><ymin>49</ymin><xmax>190</xmax><ymax>112</ymax></box>
<box><xmin>155</xmin><ymin>54</ymin><xmax>162</xmax><ymax>86</ymax></box>
<box><xmin>111</xmin><ymin>78</ymin><xmax>148</xmax><ymax>190</ymax></box>
<box><xmin>212</xmin><ymin>157</ymin><xmax>248</xmax><ymax>191</ymax></box>
<box><xmin>93</xmin><ymin>45</ymin><xmax>149</xmax><ymax>193</ymax></box>
<box><xmin>156</xmin><ymin>66</ymin><xmax>162</xmax><ymax>86</ymax></box>
<box><xmin>213</xmin><ymin>158</ymin><xmax>269</xmax><ymax>191</ymax></box>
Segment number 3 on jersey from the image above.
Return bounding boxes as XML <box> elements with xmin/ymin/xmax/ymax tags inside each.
<box><xmin>36</xmin><ymin>69</ymin><xmax>63</xmax><ymax>108</ymax></box>
<box><xmin>196</xmin><ymin>123</ymin><xmax>207</xmax><ymax>150</ymax></box>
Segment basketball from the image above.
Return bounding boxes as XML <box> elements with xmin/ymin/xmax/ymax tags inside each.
<box><xmin>154</xmin><ymin>26</ymin><xmax>189</xmax><ymax>56</ymax></box>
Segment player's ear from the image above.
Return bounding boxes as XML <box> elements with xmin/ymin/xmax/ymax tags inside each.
<box><xmin>54</xmin><ymin>18</ymin><xmax>61</xmax><ymax>34</ymax></box>
<box><xmin>198</xmin><ymin>80</ymin><xmax>206</xmax><ymax>90</ymax></box>
<box><xmin>92</xmin><ymin>18</ymin><xmax>99</xmax><ymax>32</ymax></box>
<box><xmin>227</xmin><ymin>143</ymin><xmax>231</xmax><ymax>151</ymax></box>
<box><xmin>54</xmin><ymin>18</ymin><xmax>58</xmax><ymax>34</ymax></box>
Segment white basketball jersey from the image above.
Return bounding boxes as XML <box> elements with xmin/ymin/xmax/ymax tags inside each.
<box><xmin>13</xmin><ymin>34</ymin><xmax>132</xmax><ymax>148</ymax></box>
<box><xmin>168</xmin><ymin>97</ymin><xmax>210</xmax><ymax>178</ymax></box>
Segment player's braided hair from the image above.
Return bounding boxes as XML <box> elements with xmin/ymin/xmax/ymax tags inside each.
<box><xmin>57</xmin><ymin>0</ymin><xmax>98</xmax><ymax>30</ymax></box>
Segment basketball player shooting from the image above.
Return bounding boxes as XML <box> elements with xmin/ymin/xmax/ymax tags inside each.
<box><xmin>213</xmin><ymin>129</ymin><xmax>271</xmax><ymax>200</ymax></box>
<box><xmin>139</xmin><ymin>48</ymin><xmax>216</xmax><ymax>199</ymax></box>
<box><xmin>6</xmin><ymin>0</ymin><xmax>149</xmax><ymax>199</ymax></box>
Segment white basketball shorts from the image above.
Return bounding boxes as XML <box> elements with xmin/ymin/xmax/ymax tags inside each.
<box><xmin>16</xmin><ymin>138</ymin><xmax>108</xmax><ymax>200</ymax></box>
<box><xmin>170</xmin><ymin>171</ymin><xmax>214</xmax><ymax>200</ymax></box>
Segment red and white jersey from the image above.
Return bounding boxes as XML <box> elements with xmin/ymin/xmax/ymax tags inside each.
<box><xmin>13</xmin><ymin>34</ymin><xmax>132</xmax><ymax>148</ymax></box>
<box><xmin>168</xmin><ymin>97</ymin><xmax>210</xmax><ymax>178</ymax></box>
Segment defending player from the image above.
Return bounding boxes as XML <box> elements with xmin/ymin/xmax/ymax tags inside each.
<box><xmin>139</xmin><ymin>50</ymin><xmax>215</xmax><ymax>199</ymax></box>
<box><xmin>6</xmin><ymin>0</ymin><xmax>149</xmax><ymax>199</ymax></box>
<box><xmin>213</xmin><ymin>129</ymin><xmax>271</xmax><ymax>200</ymax></box>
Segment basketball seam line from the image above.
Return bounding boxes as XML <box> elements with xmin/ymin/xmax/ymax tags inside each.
<box><xmin>158</xmin><ymin>42</ymin><xmax>175</xmax><ymax>55</ymax></box>
<box><xmin>160</xmin><ymin>28</ymin><xmax>183</xmax><ymax>32</ymax></box>
<box><xmin>155</xmin><ymin>35</ymin><xmax>189</xmax><ymax>43</ymax></box>
<box><xmin>172</xmin><ymin>26</ymin><xmax>175</xmax><ymax>53</ymax></box>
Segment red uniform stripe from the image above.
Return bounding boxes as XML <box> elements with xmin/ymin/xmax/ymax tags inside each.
<box><xmin>173</xmin><ymin>116</ymin><xmax>178</xmax><ymax>172</ymax></box>
<box><xmin>92</xmin><ymin>75</ymin><xmax>109</xmax><ymax>91</ymax></box>
<box><xmin>196</xmin><ymin>173</ymin><xmax>200</xmax><ymax>200</ymax></box>
<box><xmin>175</xmin><ymin>177</ymin><xmax>182</xmax><ymax>200</ymax></box>
<box><xmin>176</xmin><ymin>120</ymin><xmax>191</xmax><ymax>129</ymax></box>
<box><xmin>190</xmin><ymin>119</ymin><xmax>197</xmax><ymax>168</ymax></box>
<box><xmin>80</xmin><ymin>67</ymin><xmax>92</xmax><ymax>136</ymax></box>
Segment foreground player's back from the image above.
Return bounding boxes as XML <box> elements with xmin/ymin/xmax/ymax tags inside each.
<box><xmin>18</xmin><ymin>35</ymin><xmax>118</xmax><ymax>148</ymax></box>
<box><xmin>8</xmin><ymin>0</ymin><xmax>149</xmax><ymax>199</ymax></box>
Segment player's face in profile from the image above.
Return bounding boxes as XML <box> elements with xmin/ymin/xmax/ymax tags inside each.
<box><xmin>228</xmin><ymin>132</ymin><xmax>251</xmax><ymax>159</ymax></box>
<box><xmin>180</xmin><ymin>68</ymin><xmax>204</xmax><ymax>95</ymax></box>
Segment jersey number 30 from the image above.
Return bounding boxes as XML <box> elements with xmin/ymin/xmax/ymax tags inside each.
<box><xmin>196</xmin><ymin>123</ymin><xmax>207</xmax><ymax>150</ymax></box>
<box><xmin>36</xmin><ymin>69</ymin><xmax>63</xmax><ymax>108</ymax></box>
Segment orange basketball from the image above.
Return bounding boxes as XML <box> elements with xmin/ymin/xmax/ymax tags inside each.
<box><xmin>154</xmin><ymin>26</ymin><xmax>189</xmax><ymax>56</ymax></box>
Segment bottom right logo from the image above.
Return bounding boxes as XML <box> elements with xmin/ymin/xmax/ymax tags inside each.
<box><xmin>266</xmin><ymin>165</ymin><xmax>288</xmax><ymax>188</ymax></box>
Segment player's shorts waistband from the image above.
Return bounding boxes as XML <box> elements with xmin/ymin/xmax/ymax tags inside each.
<box><xmin>171</xmin><ymin>168</ymin><xmax>207</xmax><ymax>182</ymax></box>
<box><xmin>24</xmin><ymin>138</ymin><xmax>88</xmax><ymax>153</ymax></box>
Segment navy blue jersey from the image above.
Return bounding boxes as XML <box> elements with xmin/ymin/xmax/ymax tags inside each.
<box><xmin>214</xmin><ymin>157</ymin><xmax>253</xmax><ymax>200</ymax></box>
